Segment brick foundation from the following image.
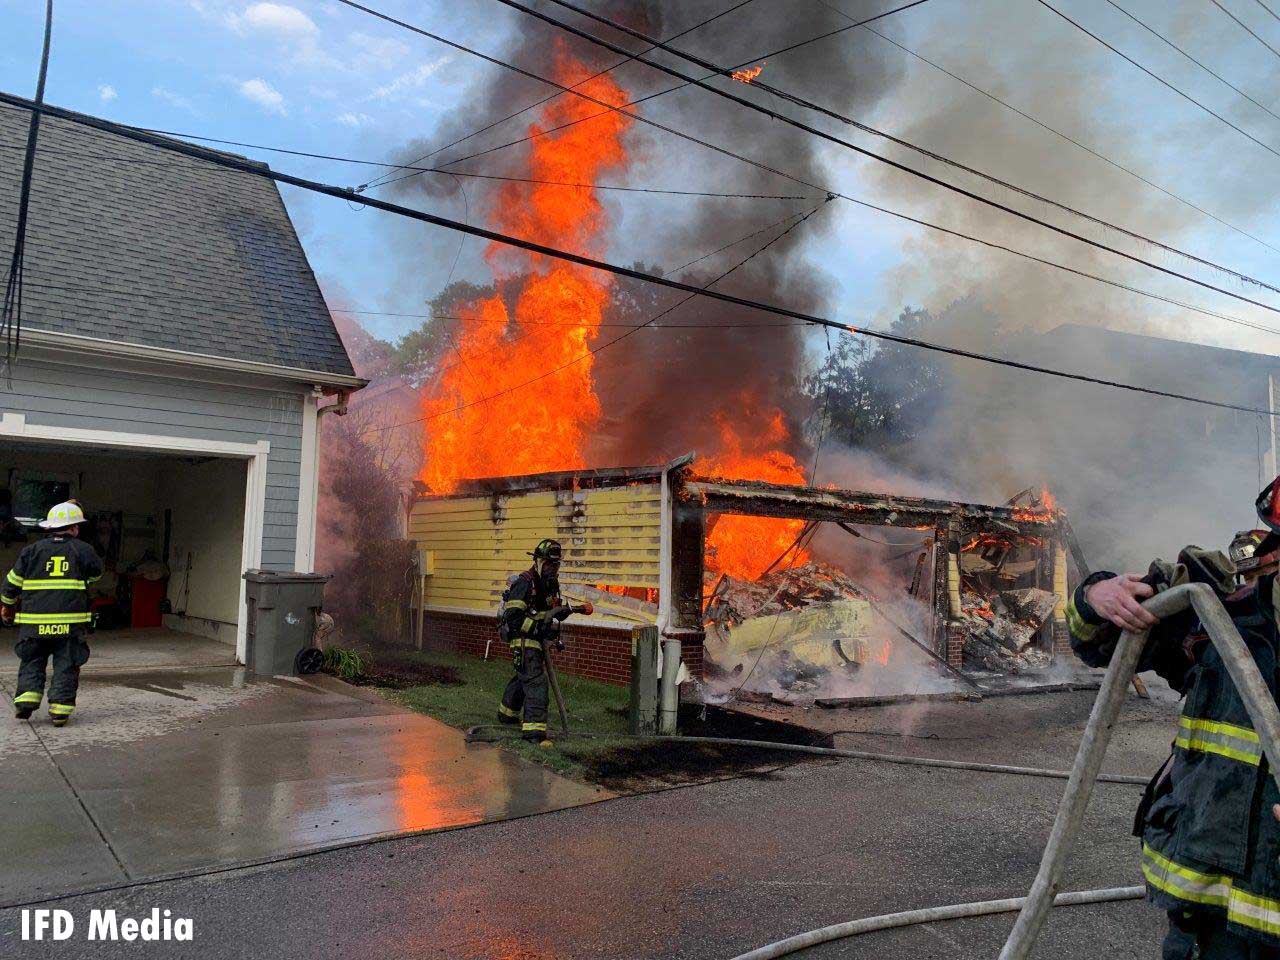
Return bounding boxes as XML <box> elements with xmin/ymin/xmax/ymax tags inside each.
<box><xmin>420</xmin><ymin>609</ymin><xmax>704</xmax><ymax>687</ymax></box>
<box><xmin>946</xmin><ymin>623</ymin><xmax>966</xmax><ymax>670</ymax></box>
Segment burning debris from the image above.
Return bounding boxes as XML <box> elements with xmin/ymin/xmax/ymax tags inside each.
<box><xmin>959</xmin><ymin>588</ymin><xmax>1056</xmax><ymax>674</ymax></box>
<box><xmin>705</xmin><ymin>561</ymin><xmax>869</xmax><ymax>626</ymax></box>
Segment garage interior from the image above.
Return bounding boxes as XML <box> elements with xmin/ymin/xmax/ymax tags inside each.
<box><xmin>1</xmin><ymin>442</ymin><xmax>247</xmax><ymax>669</ymax></box>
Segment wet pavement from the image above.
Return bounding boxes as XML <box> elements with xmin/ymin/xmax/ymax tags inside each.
<box><xmin>1</xmin><ymin>687</ymin><xmax>1179</xmax><ymax>959</ymax></box>
<box><xmin>0</xmin><ymin>638</ymin><xmax>609</xmax><ymax>904</ymax></box>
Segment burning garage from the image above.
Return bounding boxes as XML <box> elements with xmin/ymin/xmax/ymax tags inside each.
<box><xmin>407</xmin><ymin>456</ymin><xmax>1080</xmax><ymax>704</ymax></box>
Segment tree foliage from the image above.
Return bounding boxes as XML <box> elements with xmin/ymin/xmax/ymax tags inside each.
<box><xmin>805</xmin><ymin>307</ymin><xmax>946</xmax><ymax>453</ymax></box>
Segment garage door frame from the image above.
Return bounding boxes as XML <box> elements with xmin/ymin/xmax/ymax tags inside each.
<box><xmin>0</xmin><ymin>411</ymin><xmax>269</xmax><ymax>663</ymax></box>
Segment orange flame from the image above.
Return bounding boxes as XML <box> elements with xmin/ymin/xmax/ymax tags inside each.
<box><xmin>418</xmin><ymin>48</ymin><xmax>632</xmax><ymax>493</ymax></box>
<box><xmin>703</xmin><ymin>394</ymin><xmax>810</xmax><ymax>580</ymax></box>
<box><xmin>731</xmin><ymin>62</ymin><xmax>766</xmax><ymax>83</ymax></box>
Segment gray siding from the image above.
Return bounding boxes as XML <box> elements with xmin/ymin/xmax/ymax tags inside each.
<box><xmin>1</xmin><ymin>357</ymin><xmax>304</xmax><ymax>570</ymax></box>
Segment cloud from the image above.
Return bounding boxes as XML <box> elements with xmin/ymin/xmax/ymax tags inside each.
<box><xmin>97</xmin><ymin>84</ymin><xmax>117</xmax><ymax>103</ymax></box>
<box><xmin>366</xmin><ymin>57</ymin><xmax>451</xmax><ymax>102</ymax></box>
<box><xmin>239</xmin><ymin>77</ymin><xmax>287</xmax><ymax>115</ymax></box>
<box><xmin>228</xmin><ymin>2</ymin><xmax>317</xmax><ymax>36</ymax></box>
<box><xmin>151</xmin><ymin>86</ymin><xmax>196</xmax><ymax>113</ymax></box>
<box><xmin>336</xmin><ymin>111</ymin><xmax>373</xmax><ymax>127</ymax></box>
<box><xmin>349</xmin><ymin>31</ymin><xmax>409</xmax><ymax>64</ymax></box>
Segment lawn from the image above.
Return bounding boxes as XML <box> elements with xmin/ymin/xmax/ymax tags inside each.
<box><xmin>326</xmin><ymin>642</ymin><xmax>824</xmax><ymax>788</ymax></box>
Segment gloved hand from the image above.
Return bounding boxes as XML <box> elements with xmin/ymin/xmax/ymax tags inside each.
<box><xmin>0</xmin><ymin>604</ymin><xmax>13</xmax><ymax>626</ymax></box>
<box><xmin>551</xmin><ymin>605</ymin><xmax>572</xmax><ymax>622</ymax></box>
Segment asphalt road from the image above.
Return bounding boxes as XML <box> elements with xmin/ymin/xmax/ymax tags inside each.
<box><xmin>1</xmin><ymin>689</ymin><xmax>1176</xmax><ymax>959</ymax></box>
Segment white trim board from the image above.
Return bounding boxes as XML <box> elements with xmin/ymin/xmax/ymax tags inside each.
<box><xmin>1</xmin><ymin>412</ymin><xmax>267</xmax><ymax>663</ymax></box>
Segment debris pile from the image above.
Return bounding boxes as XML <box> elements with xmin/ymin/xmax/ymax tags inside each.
<box><xmin>959</xmin><ymin>587</ymin><xmax>1057</xmax><ymax>673</ymax></box>
<box><xmin>705</xmin><ymin>561</ymin><xmax>870</xmax><ymax>626</ymax></box>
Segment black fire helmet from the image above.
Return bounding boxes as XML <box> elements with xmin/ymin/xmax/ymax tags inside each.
<box><xmin>530</xmin><ymin>538</ymin><xmax>563</xmax><ymax>563</ymax></box>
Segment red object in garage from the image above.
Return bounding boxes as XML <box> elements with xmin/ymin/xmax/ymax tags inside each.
<box><xmin>130</xmin><ymin>575</ymin><xmax>168</xmax><ymax>629</ymax></box>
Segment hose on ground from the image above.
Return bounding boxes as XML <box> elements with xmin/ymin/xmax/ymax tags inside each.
<box><xmin>728</xmin><ymin>885</ymin><xmax>1144</xmax><ymax>960</ymax></box>
<box><xmin>464</xmin><ymin>727</ymin><xmax>1148</xmax><ymax>785</ymax></box>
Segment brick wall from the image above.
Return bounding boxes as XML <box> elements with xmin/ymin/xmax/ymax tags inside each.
<box><xmin>421</xmin><ymin>609</ymin><xmax>704</xmax><ymax>686</ymax></box>
<box><xmin>946</xmin><ymin>623</ymin><xmax>966</xmax><ymax>670</ymax></box>
<box><xmin>1052</xmin><ymin>618</ymin><xmax>1071</xmax><ymax>660</ymax></box>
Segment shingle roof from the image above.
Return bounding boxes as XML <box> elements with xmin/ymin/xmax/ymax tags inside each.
<box><xmin>0</xmin><ymin>101</ymin><xmax>356</xmax><ymax>378</ymax></box>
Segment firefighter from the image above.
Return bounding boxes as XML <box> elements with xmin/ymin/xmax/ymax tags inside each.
<box><xmin>497</xmin><ymin>538</ymin><xmax>573</xmax><ymax>745</ymax></box>
<box><xmin>1</xmin><ymin>501</ymin><xmax>102</xmax><ymax>726</ymax></box>
<box><xmin>1066</xmin><ymin>476</ymin><xmax>1280</xmax><ymax>958</ymax></box>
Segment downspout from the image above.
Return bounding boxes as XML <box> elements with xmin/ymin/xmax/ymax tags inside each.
<box><xmin>657</xmin><ymin>453</ymin><xmax>694</xmax><ymax>734</ymax></box>
<box><xmin>306</xmin><ymin>387</ymin><xmax>350</xmax><ymax>573</ymax></box>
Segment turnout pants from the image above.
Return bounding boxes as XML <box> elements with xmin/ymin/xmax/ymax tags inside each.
<box><xmin>499</xmin><ymin>642</ymin><xmax>549</xmax><ymax>738</ymax></box>
<box><xmin>1165</xmin><ymin>910</ymin><xmax>1280</xmax><ymax>959</ymax></box>
<box><xmin>13</xmin><ymin>628</ymin><xmax>90</xmax><ymax>718</ymax></box>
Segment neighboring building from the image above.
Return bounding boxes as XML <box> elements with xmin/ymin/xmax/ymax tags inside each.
<box><xmin>1026</xmin><ymin>324</ymin><xmax>1279</xmax><ymax>570</ymax></box>
<box><xmin>0</xmin><ymin>101</ymin><xmax>363</xmax><ymax>662</ymax></box>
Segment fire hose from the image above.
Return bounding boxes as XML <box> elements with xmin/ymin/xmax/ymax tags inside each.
<box><xmin>721</xmin><ymin>582</ymin><xmax>1280</xmax><ymax>959</ymax></box>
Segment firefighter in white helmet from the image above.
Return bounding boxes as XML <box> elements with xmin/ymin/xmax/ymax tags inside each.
<box><xmin>1</xmin><ymin>501</ymin><xmax>103</xmax><ymax>726</ymax></box>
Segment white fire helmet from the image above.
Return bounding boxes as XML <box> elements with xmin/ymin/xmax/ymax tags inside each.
<box><xmin>39</xmin><ymin>501</ymin><xmax>86</xmax><ymax>530</ymax></box>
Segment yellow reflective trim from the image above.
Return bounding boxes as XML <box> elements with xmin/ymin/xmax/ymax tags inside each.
<box><xmin>47</xmin><ymin>703</ymin><xmax>74</xmax><ymax>717</ymax></box>
<box><xmin>14</xmin><ymin>612</ymin><xmax>91</xmax><ymax>624</ymax></box>
<box><xmin>5</xmin><ymin>570</ymin><xmax>22</xmax><ymax>586</ymax></box>
<box><xmin>1064</xmin><ymin>600</ymin><xmax>1100</xmax><ymax>640</ymax></box>
<box><xmin>521</xmin><ymin>722</ymin><xmax>547</xmax><ymax>732</ymax></box>
<box><xmin>1141</xmin><ymin>844</ymin><xmax>1280</xmax><ymax>937</ymax></box>
<box><xmin>521</xmin><ymin>617</ymin><xmax>535</xmax><ymax>633</ymax></box>
<box><xmin>502</xmin><ymin>599</ymin><xmax>528</xmax><ymax>611</ymax></box>
<box><xmin>13</xmin><ymin>691</ymin><xmax>42</xmax><ymax>706</ymax></box>
<box><xmin>20</xmin><ymin>579</ymin><xmax>87</xmax><ymax>591</ymax></box>
<box><xmin>1175</xmin><ymin>735</ymin><xmax>1261</xmax><ymax>766</ymax></box>
<box><xmin>498</xmin><ymin>703</ymin><xmax>520</xmax><ymax>718</ymax></box>
<box><xmin>1180</xmin><ymin>715</ymin><xmax>1260</xmax><ymax>744</ymax></box>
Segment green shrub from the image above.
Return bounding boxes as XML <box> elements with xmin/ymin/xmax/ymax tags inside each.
<box><xmin>322</xmin><ymin>645</ymin><xmax>366</xmax><ymax>681</ymax></box>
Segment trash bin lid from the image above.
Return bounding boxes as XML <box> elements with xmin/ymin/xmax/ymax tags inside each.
<box><xmin>243</xmin><ymin>570</ymin><xmax>333</xmax><ymax>584</ymax></box>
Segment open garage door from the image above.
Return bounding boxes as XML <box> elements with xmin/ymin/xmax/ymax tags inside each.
<box><xmin>2</xmin><ymin>441</ymin><xmax>254</xmax><ymax>670</ymax></box>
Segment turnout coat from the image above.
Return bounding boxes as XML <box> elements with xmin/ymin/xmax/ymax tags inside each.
<box><xmin>1068</xmin><ymin>547</ymin><xmax>1280</xmax><ymax>943</ymax></box>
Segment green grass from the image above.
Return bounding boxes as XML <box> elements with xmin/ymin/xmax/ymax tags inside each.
<box><xmin>379</xmin><ymin>647</ymin><xmax>634</xmax><ymax>780</ymax></box>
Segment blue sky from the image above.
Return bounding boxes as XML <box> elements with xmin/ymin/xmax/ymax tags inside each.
<box><xmin>3</xmin><ymin>0</ymin><xmax>1280</xmax><ymax>360</ymax></box>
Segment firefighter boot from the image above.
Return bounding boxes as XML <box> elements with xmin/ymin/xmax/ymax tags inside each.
<box><xmin>48</xmin><ymin>703</ymin><xmax>74</xmax><ymax>727</ymax></box>
<box><xmin>13</xmin><ymin>690</ymin><xmax>41</xmax><ymax>720</ymax></box>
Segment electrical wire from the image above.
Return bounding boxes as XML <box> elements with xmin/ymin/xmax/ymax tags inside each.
<box><xmin>812</xmin><ymin>0</ymin><xmax>1280</xmax><ymax>257</ymax></box>
<box><xmin>1207</xmin><ymin>0</ymin><xmax>1280</xmax><ymax>62</ymax></box>
<box><xmin>0</xmin><ymin>135</ymin><xmax>807</xmax><ymax>201</ymax></box>
<box><xmin>1</xmin><ymin>0</ymin><xmax>53</xmax><ymax>373</ymax></box>
<box><xmin>1102</xmin><ymin>0</ymin><xmax>1280</xmax><ymax>125</ymax></box>
<box><xmin>1258</xmin><ymin>0</ymin><xmax>1280</xmax><ymax>25</ymax></box>
<box><xmin>9</xmin><ymin>93</ymin><xmax>1280</xmax><ymax>423</ymax></box>
<box><xmin>363</xmin><ymin>199</ymin><xmax>833</xmax><ymax>436</ymax></box>
<box><xmin>1036</xmin><ymin>0</ymin><xmax>1280</xmax><ymax>161</ymax></box>
<box><xmin>358</xmin><ymin>0</ymin><xmax>761</xmax><ymax>193</ymax></box>
<box><xmin>513</xmin><ymin>0</ymin><xmax>1280</xmax><ymax>298</ymax></box>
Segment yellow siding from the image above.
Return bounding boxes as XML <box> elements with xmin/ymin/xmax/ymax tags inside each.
<box><xmin>408</xmin><ymin>484</ymin><xmax>662</xmax><ymax>613</ymax></box>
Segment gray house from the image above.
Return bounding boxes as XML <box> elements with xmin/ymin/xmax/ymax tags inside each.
<box><xmin>0</xmin><ymin>101</ymin><xmax>363</xmax><ymax>663</ymax></box>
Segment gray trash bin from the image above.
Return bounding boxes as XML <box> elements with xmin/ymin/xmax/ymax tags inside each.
<box><xmin>243</xmin><ymin>571</ymin><xmax>331</xmax><ymax>676</ymax></box>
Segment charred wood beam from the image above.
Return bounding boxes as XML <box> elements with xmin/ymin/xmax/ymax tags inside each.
<box><xmin>681</xmin><ymin>479</ymin><xmax>1057</xmax><ymax>533</ymax></box>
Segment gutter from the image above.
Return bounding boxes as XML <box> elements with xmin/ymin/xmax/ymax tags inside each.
<box><xmin>18</xmin><ymin>326</ymin><xmax>369</xmax><ymax>389</ymax></box>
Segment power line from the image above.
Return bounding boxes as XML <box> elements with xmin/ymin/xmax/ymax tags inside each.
<box><xmin>16</xmin><ymin>88</ymin><xmax>1280</xmax><ymax>341</ymax></box>
<box><xmin>9</xmin><ymin>94</ymin><xmax>1277</xmax><ymax>421</ymax></box>
<box><xmin>1207</xmin><ymin>0</ymin><xmax>1280</xmax><ymax>62</ymax></box>
<box><xmin>2</xmin><ymin>0</ymin><xmax>53</xmax><ymax>371</ymax></box>
<box><xmin>813</xmin><ymin>1</ymin><xmax>1280</xmax><ymax>257</ymax></box>
<box><xmin>366</xmin><ymin>201</ymin><xmax>832</xmax><ymax>436</ymax></box>
<box><xmin>1036</xmin><ymin>0</ymin><xmax>1280</xmax><ymax>161</ymax></box>
<box><xmin>515</xmin><ymin>0</ymin><xmax>1280</xmax><ymax>298</ymax></box>
<box><xmin>1257</xmin><ymin>0</ymin><xmax>1280</xmax><ymax>25</ymax></box>
<box><xmin>1102</xmin><ymin>0</ymin><xmax>1280</xmax><ymax>125</ymax></box>
<box><xmin>351</xmin><ymin>0</ymin><xmax>933</xmax><ymax>184</ymax></box>
<box><xmin>0</xmin><ymin>135</ymin><xmax>808</xmax><ymax>201</ymax></box>
<box><xmin>358</xmin><ymin>0</ymin><xmax>760</xmax><ymax>193</ymax></box>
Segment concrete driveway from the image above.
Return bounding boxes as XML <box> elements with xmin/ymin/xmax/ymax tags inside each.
<box><xmin>0</xmin><ymin>633</ymin><xmax>608</xmax><ymax>904</ymax></box>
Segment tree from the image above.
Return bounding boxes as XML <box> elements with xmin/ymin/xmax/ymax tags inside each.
<box><xmin>805</xmin><ymin>307</ymin><xmax>945</xmax><ymax>453</ymax></box>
